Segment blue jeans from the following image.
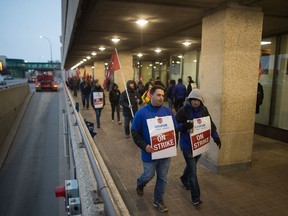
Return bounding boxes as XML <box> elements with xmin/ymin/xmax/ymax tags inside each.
<box><xmin>94</xmin><ymin>108</ymin><xmax>102</xmax><ymax>127</ymax></box>
<box><xmin>181</xmin><ymin>151</ymin><xmax>201</xmax><ymax>203</ymax></box>
<box><xmin>81</xmin><ymin>93</ymin><xmax>89</xmax><ymax>108</ymax></box>
<box><xmin>124</xmin><ymin>116</ymin><xmax>133</xmax><ymax>135</ymax></box>
<box><xmin>137</xmin><ymin>158</ymin><xmax>171</xmax><ymax>202</ymax></box>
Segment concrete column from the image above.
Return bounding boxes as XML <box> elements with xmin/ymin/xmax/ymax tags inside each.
<box><xmin>114</xmin><ymin>51</ymin><xmax>133</xmax><ymax>92</ymax></box>
<box><xmin>199</xmin><ymin>3</ymin><xmax>263</xmax><ymax>172</ymax></box>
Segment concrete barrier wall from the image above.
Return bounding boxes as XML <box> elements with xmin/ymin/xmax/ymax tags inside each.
<box><xmin>0</xmin><ymin>84</ymin><xmax>30</xmax><ymax>147</ymax></box>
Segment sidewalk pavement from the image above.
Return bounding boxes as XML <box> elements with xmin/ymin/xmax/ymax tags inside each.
<box><xmin>73</xmin><ymin>92</ymin><xmax>288</xmax><ymax>216</ymax></box>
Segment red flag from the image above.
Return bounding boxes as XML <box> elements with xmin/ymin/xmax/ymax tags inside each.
<box><xmin>103</xmin><ymin>48</ymin><xmax>121</xmax><ymax>89</ymax></box>
<box><xmin>258</xmin><ymin>61</ymin><xmax>262</xmax><ymax>80</ymax></box>
<box><xmin>83</xmin><ymin>69</ymin><xmax>86</xmax><ymax>78</ymax></box>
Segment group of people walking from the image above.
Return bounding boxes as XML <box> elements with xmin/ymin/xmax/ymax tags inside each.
<box><xmin>68</xmin><ymin>75</ymin><xmax>222</xmax><ymax>213</ymax></box>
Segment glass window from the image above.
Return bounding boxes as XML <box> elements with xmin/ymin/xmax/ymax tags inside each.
<box><xmin>256</xmin><ymin>37</ymin><xmax>276</xmax><ymax>125</ymax></box>
<box><xmin>272</xmin><ymin>34</ymin><xmax>288</xmax><ymax>129</ymax></box>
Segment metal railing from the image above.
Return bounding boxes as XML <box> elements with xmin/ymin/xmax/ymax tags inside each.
<box><xmin>64</xmin><ymin>84</ymin><xmax>120</xmax><ymax>216</ymax></box>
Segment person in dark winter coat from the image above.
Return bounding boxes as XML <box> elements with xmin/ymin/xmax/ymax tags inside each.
<box><xmin>186</xmin><ymin>76</ymin><xmax>196</xmax><ymax>97</ymax></box>
<box><xmin>154</xmin><ymin>76</ymin><xmax>165</xmax><ymax>90</ymax></box>
<box><xmin>119</xmin><ymin>80</ymin><xmax>142</xmax><ymax>138</ymax></box>
<box><xmin>90</xmin><ymin>79</ymin><xmax>105</xmax><ymax>128</ymax></box>
<box><xmin>256</xmin><ymin>82</ymin><xmax>264</xmax><ymax>114</ymax></box>
<box><xmin>175</xmin><ymin>89</ymin><xmax>221</xmax><ymax>206</ymax></box>
<box><xmin>109</xmin><ymin>83</ymin><xmax>122</xmax><ymax>124</ymax></box>
<box><xmin>80</xmin><ymin>78</ymin><xmax>91</xmax><ymax>109</ymax></box>
<box><xmin>165</xmin><ymin>79</ymin><xmax>176</xmax><ymax>110</ymax></box>
<box><xmin>172</xmin><ymin>78</ymin><xmax>186</xmax><ymax>112</ymax></box>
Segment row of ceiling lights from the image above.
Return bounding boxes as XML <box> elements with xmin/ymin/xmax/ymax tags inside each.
<box><xmin>71</xmin><ymin>19</ymin><xmax>193</xmax><ymax>70</ymax></box>
<box><xmin>71</xmin><ymin>18</ymin><xmax>271</xmax><ymax>70</ymax></box>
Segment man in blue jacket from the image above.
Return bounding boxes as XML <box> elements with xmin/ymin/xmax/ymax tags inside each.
<box><xmin>131</xmin><ymin>85</ymin><xmax>178</xmax><ymax>213</ymax></box>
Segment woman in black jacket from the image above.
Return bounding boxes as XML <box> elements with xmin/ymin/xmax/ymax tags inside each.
<box><xmin>109</xmin><ymin>83</ymin><xmax>122</xmax><ymax>124</ymax></box>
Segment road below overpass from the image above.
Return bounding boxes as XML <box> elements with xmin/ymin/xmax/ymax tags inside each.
<box><xmin>0</xmin><ymin>89</ymin><xmax>69</xmax><ymax>216</ymax></box>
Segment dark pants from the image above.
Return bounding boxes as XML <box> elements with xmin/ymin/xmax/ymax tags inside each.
<box><xmin>81</xmin><ymin>93</ymin><xmax>90</xmax><ymax>108</ymax></box>
<box><xmin>111</xmin><ymin>103</ymin><xmax>120</xmax><ymax>121</ymax></box>
<box><xmin>174</xmin><ymin>98</ymin><xmax>185</xmax><ymax>112</ymax></box>
<box><xmin>124</xmin><ymin>115</ymin><xmax>133</xmax><ymax>136</ymax></box>
<box><xmin>181</xmin><ymin>151</ymin><xmax>201</xmax><ymax>203</ymax></box>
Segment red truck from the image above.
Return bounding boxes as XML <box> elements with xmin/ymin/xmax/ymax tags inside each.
<box><xmin>35</xmin><ymin>74</ymin><xmax>58</xmax><ymax>92</ymax></box>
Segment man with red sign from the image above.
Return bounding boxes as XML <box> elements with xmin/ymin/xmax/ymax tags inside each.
<box><xmin>175</xmin><ymin>89</ymin><xmax>221</xmax><ymax>206</ymax></box>
<box><xmin>131</xmin><ymin>85</ymin><xmax>178</xmax><ymax>213</ymax></box>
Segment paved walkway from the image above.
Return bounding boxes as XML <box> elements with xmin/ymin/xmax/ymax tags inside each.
<box><xmin>73</xmin><ymin>92</ymin><xmax>288</xmax><ymax>216</ymax></box>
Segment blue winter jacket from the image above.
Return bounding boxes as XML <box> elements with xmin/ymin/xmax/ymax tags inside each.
<box><xmin>172</xmin><ymin>83</ymin><xmax>186</xmax><ymax>100</ymax></box>
<box><xmin>175</xmin><ymin>102</ymin><xmax>219</xmax><ymax>153</ymax></box>
<box><xmin>131</xmin><ymin>103</ymin><xmax>178</xmax><ymax>162</ymax></box>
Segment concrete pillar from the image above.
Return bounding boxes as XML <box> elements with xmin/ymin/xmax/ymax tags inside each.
<box><xmin>114</xmin><ymin>51</ymin><xmax>133</xmax><ymax>92</ymax></box>
<box><xmin>199</xmin><ymin>3</ymin><xmax>263</xmax><ymax>172</ymax></box>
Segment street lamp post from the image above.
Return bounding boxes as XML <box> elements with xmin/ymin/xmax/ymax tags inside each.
<box><xmin>40</xmin><ymin>36</ymin><xmax>53</xmax><ymax>62</ymax></box>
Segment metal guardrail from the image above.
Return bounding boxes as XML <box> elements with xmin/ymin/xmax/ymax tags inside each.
<box><xmin>64</xmin><ymin>84</ymin><xmax>119</xmax><ymax>216</ymax></box>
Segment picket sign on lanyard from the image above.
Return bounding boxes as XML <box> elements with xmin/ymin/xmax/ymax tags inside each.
<box><xmin>190</xmin><ymin>116</ymin><xmax>211</xmax><ymax>157</ymax></box>
<box><xmin>93</xmin><ymin>92</ymin><xmax>104</xmax><ymax>108</ymax></box>
<box><xmin>147</xmin><ymin>116</ymin><xmax>177</xmax><ymax>160</ymax></box>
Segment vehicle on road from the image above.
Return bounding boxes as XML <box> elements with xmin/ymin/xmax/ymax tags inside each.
<box><xmin>35</xmin><ymin>74</ymin><xmax>58</xmax><ymax>91</ymax></box>
<box><xmin>4</xmin><ymin>76</ymin><xmax>14</xmax><ymax>80</ymax></box>
<box><xmin>28</xmin><ymin>77</ymin><xmax>36</xmax><ymax>83</ymax></box>
<box><xmin>0</xmin><ymin>76</ymin><xmax>7</xmax><ymax>85</ymax></box>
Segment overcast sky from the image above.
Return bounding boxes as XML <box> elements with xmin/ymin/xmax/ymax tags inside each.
<box><xmin>0</xmin><ymin>0</ymin><xmax>61</xmax><ymax>63</ymax></box>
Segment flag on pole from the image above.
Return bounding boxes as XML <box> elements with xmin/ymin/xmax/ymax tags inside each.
<box><xmin>103</xmin><ymin>48</ymin><xmax>121</xmax><ymax>89</ymax></box>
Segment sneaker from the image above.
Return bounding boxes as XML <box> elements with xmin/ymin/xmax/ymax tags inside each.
<box><xmin>118</xmin><ymin>121</ymin><xmax>122</xmax><ymax>125</ymax></box>
<box><xmin>193</xmin><ymin>200</ymin><xmax>203</xmax><ymax>206</ymax></box>
<box><xmin>180</xmin><ymin>176</ymin><xmax>190</xmax><ymax>190</ymax></box>
<box><xmin>112</xmin><ymin>120</ymin><xmax>114</xmax><ymax>123</ymax></box>
<box><xmin>153</xmin><ymin>200</ymin><xmax>168</xmax><ymax>213</ymax></box>
<box><xmin>136</xmin><ymin>185</ymin><xmax>144</xmax><ymax>196</ymax></box>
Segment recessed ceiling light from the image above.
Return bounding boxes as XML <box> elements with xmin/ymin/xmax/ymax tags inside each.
<box><xmin>83</xmin><ymin>59</ymin><xmax>87</xmax><ymax>62</ymax></box>
<box><xmin>155</xmin><ymin>49</ymin><xmax>161</xmax><ymax>53</ymax></box>
<box><xmin>91</xmin><ymin>52</ymin><xmax>97</xmax><ymax>56</ymax></box>
<box><xmin>137</xmin><ymin>53</ymin><xmax>143</xmax><ymax>57</ymax></box>
<box><xmin>136</xmin><ymin>19</ymin><xmax>149</xmax><ymax>27</ymax></box>
<box><xmin>111</xmin><ymin>38</ymin><xmax>120</xmax><ymax>43</ymax></box>
<box><xmin>261</xmin><ymin>41</ymin><xmax>271</xmax><ymax>45</ymax></box>
<box><xmin>99</xmin><ymin>47</ymin><xmax>105</xmax><ymax>51</ymax></box>
<box><xmin>182</xmin><ymin>41</ymin><xmax>192</xmax><ymax>46</ymax></box>
<box><xmin>86</xmin><ymin>56</ymin><xmax>91</xmax><ymax>59</ymax></box>
<box><xmin>178</xmin><ymin>55</ymin><xmax>183</xmax><ymax>58</ymax></box>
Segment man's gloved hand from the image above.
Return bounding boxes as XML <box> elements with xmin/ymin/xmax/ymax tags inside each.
<box><xmin>213</xmin><ymin>137</ymin><xmax>222</xmax><ymax>149</ymax></box>
<box><xmin>182</xmin><ymin>122</ymin><xmax>193</xmax><ymax>131</ymax></box>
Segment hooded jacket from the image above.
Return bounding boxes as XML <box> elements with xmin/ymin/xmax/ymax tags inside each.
<box><xmin>90</xmin><ymin>84</ymin><xmax>105</xmax><ymax>109</ymax></box>
<box><xmin>109</xmin><ymin>83</ymin><xmax>120</xmax><ymax>105</ymax></box>
<box><xmin>175</xmin><ymin>89</ymin><xmax>219</xmax><ymax>153</ymax></box>
<box><xmin>119</xmin><ymin>80</ymin><xmax>142</xmax><ymax>117</ymax></box>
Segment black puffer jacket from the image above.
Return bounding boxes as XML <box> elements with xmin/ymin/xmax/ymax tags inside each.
<box><xmin>119</xmin><ymin>80</ymin><xmax>142</xmax><ymax>117</ymax></box>
<box><xmin>109</xmin><ymin>83</ymin><xmax>120</xmax><ymax>105</ymax></box>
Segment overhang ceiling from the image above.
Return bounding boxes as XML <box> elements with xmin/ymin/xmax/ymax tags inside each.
<box><xmin>63</xmin><ymin>0</ymin><xmax>288</xmax><ymax>69</ymax></box>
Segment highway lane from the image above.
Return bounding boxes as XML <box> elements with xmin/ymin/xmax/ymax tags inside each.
<box><xmin>0</xmin><ymin>88</ymin><xmax>69</xmax><ymax>216</ymax></box>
